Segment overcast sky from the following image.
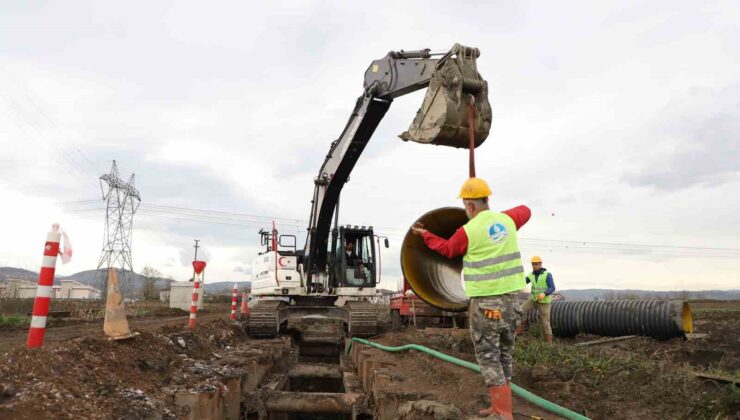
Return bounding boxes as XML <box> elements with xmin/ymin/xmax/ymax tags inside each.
<box><xmin>1</xmin><ymin>1</ymin><xmax>738</xmax><ymax>292</ymax></box>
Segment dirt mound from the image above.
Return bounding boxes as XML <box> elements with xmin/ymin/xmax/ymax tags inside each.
<box><xmin>0</xmin><ymin>319</ymin><xmax>258</xmax><ymax>419</ymax></box>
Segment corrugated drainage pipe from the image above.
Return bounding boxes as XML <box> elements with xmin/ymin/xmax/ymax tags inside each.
<box><xmin>348</xmin><ymin>338</ymin><xmax>590</xmax><ymax>420</ymax></box>
<box><xmin>525</xmin><ymin>300</ymin><xmax>692</xmax><ymax>339</ymax></box>
<box><xmin>401</xmin><ymin>207</ymin><xmax>469</xmax><ymax>312</ymax></box>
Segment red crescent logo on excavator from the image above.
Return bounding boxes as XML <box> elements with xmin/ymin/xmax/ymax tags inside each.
<box><xmin>278</xmin><ymin>257</ymin><xmax>287</xmax><ymax>267</ymax></box>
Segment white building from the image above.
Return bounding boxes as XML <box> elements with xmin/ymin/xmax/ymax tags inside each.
<box><xmin>57</xmin><ymin>280</ymin><xmax>101</xmax><ymax>300</ymax></box>
<box><xmin>0</xmin><ymin>279</ymin><xmax>38</xmax><ymax>298</ymax></box>
<box><xmin>159</xmin><ymin>289</ymin><xmax>171</xmax><ymax>303</ymax></box>
<box><xmin>169</xmin><ymin>281</ymin><xmax>204</xmax><ymax>311</ymax></box>
<box><xmin>371</xmin><ymin>289</ymin><xmax>396</xmax><ymax>305</ymax></box>
<box><xmin>0</xmin><ymin>278</ymin><xmax>101</xmax><ymax>299</ymax></box>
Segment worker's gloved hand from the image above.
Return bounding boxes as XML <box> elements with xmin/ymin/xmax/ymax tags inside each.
<box><xmin>410</xmin><ymin>222</ymin><xmax>428</xmax><ymax>236</ymax></box>
<box><xmin>484</xmin><ymin>309</ymin><xmax>502</xmax><ymax>320</ymax></box>
<box><xmin>536</xmin><ymin>293</ymin><xmax>546</xmax><ymax>301</ymax></box>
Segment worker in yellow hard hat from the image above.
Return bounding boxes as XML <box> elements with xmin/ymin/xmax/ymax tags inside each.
<box><xmin>411</xmin><ymin>177</ymin><xmax>531</xmax><ymax>419</ymax></box>
<box><xmin>515</xmin><ymin>256</ymin><xmax>557</xmax><ymax>343</ymax></box>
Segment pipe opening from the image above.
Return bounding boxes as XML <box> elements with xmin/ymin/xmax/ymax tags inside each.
<box><xmin>401</xmin><ymin>207</ymin><xmax>469</xmax><ymax>312</ymax></box>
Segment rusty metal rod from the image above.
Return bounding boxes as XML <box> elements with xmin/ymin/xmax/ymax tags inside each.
<box><xmin>467</xmin><ymin>97</ymin><xmax>476</xmax><ymax>178</ymax></box>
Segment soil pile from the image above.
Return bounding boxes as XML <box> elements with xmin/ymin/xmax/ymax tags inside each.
<box><xmin>0</xmin><ymin>320</ymin><xmax>274</xmax><ymax>419</ymax></box>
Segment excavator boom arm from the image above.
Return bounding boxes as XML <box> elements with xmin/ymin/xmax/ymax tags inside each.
<box><xmin>303</xmin><ymin>44</ymin><xmax>491</xmax><ymax>283</ymax></box>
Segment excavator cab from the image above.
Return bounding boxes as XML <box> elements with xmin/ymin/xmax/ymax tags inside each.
<box><xmin>331</xmin><ymin>226</ymin><xmax>376</xmax><ymax>288</ymax></box>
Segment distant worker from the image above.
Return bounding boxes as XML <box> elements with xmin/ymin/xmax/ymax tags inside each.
<box><xmin>411</xmin><ymin>177</ymin><xmax>530</xmax><ymax>419</ymax></box>
<box><xmin>516</xmin><ymin>256</ymin><xmax>556</xmax><ymax>343</ymax></box>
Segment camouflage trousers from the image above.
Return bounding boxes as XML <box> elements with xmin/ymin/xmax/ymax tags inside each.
<box><xmin>469</xmin><ymin>293</ymin><xmax>522</xmax><ymax>387</ymax></box>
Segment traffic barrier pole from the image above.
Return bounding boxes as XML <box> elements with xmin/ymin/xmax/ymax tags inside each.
<box><xmin>230</xmin><ymin>284</ymin><xmax>238</xmax><ymax>320</ymax></box>
<box><xmin>189</xmin><ymin>273</ymin><xmax>201</xmax><ymax>329</ymax></box>
<box><xmin>240</xmin><ymin>291</ymin><xmax>250</xmax><ymax>317</ymax></box>
<box><xmin>27</xmin><ymin>224</ymin><xmax>61</xmax><ymax>348</ymax></box>
<box><xmin>189</xmin><ymin>261</ymin><xmax>207</xmax><ymax>329</ymax></box>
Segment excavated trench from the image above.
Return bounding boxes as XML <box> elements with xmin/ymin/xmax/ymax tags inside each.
<box><xmin>172</xmin><ymin>319</ymin><xmax>467</xmax><ymax>419</ymax></box>
<box><xmin>240</xmin><ymin>319</ymin><xmax>369</xmax><ymax>420</ymax></box>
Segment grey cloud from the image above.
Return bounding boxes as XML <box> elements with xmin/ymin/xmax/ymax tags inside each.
<box><xmin>233</xmin><ymin>265</ymin><xmax>251</xmax><ymax>274</ymax></box>
<box><xmin>179</xmin><ymin>245</ymin><xmax>211</xmax><ymax>267</ymax></box>
<box><xmin>94</xmin><ymin>155</ymin><xmax>268</xmax><ymax>247</ymax></box>
<box><xmin>162</xmin><ymin>257</ymin><xmax>176</xmax><ymax>268</ymax></box>
<box><xmin>623</xmin><ymin>86</ymin><xmax>740</xmax><ymax>190</ymax></box>
<box><xmin>3</xmin><ymin>1</ymin><xmax>740</xmax><ymax>292</ymax></box>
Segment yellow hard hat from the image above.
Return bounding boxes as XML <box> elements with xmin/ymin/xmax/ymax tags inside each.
<box><xmin>458</xmin><ymin>177</ymin><xmax>492</xmax><ymax>199</ymax></box>
<box><xmin>531</xmin><ymin>256</ymin><xmax>542</xmax><ymax>263</ymax></box>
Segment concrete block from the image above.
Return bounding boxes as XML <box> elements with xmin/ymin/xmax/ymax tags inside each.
<box><xmin>174</xmin><ymin>389</ymin><xmax>223</xmax><ymax>420</ymax></box>
<box><xmin>223</xmin><ymin>376</ymin><xmax>241</xmax><ymax>420</ymax></box>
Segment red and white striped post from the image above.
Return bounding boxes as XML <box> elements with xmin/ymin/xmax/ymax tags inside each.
<box><xmin>27</xmin><ymin>224</ymin><xmax>61</xmax><ymax>348</ymax></box>
<box><xmin>230</xmin><ymin>284</ymin><xmax>238</xmax><ymax>320</ymax></box>
<box><xmin>189</xmin><ymin>260</ymin><xmax>207</xmax><ymax>329</ymax></box>
<box><xmin>240</xmin><ymin>291</ymin><xmax>250</xmax><ymax>318</ymax></box>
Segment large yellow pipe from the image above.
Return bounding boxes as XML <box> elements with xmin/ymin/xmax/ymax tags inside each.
<box><xmin>400</xmin><ymin>207</ymin><xmax>469</xmax><ymax>312</ymax></box>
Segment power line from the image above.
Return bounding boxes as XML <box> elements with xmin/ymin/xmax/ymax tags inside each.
<box><xmin>0</xmin><ymin>65</ymin><xmax>103</xmax><ymax>178</ymax></box>
<box><xmin>0</xmin><ymin>91</ymin><xmax>100</xmax><ymax>191</ymax></box>
<box><xmin>59</xmin><ymin>200</ymin><xmax>740</xmax><ymax>259</ymax></box>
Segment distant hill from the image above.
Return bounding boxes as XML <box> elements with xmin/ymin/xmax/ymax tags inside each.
<box><xmin>0</xmin><ymin>267</ymin><xmax>38</xmax><ymax>282</ymax></box>
<box><xmin>55</xmin><ymin>269</ymin><xmax>172</xmax><ymax>291</ymax></box>
<box><xmin>4</xmin><ymin>267</ymin><xmax>738</xmax><ymax>300</ymax></box>
<box><xmin>1</xmin><ymin>267</ymin><xmax>172</xmax><ymax>295</ymax></box>
<box><xmin>0</xmin><ymin>267</ymin><xmax>250</xmax><ymax>296</ymax></box>
<box><xmin>203</xmin><ymin>281</ymin><xmax>251</xmax><ymax>295</ymax></box>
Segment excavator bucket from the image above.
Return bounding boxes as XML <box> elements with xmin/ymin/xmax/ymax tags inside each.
<box><xmin>400</xmin><ymin>44</ymin><xmax>492</xmax><ymax>148</ymax></box>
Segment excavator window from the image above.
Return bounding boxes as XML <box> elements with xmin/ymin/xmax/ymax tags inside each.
<box><xmin>339</xmin><ymin>229</ymin><xmax>375</xmax><ymax>287</ymax></box>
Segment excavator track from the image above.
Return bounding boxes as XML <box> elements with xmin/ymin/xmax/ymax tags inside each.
<box><xmin>346</xmin><ymin>301</ymin><xmax>378</xmax><ymax>337</ymax></box>
<box><xmin>248</xmin><ymin>300</ymin><xmax>285</xmax><ymax>338</ymax></box>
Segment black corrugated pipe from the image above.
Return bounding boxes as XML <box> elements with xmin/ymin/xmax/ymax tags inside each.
<box><xmin>525</xmin><ymin>300</ymin><xmax>693</xmax><ymax>339</ymax></box>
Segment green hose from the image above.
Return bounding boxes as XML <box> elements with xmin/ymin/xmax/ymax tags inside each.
<box><xmin>348</xmin><ymin>337</ymin><xmax>589</xmax><ymax>420</ymax></box>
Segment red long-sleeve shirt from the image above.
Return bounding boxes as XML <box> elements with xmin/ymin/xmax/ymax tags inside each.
<box><xmin>421</xmin><ymin>206</ymin><xmax>531</xmax><ymax>258</ymax></box>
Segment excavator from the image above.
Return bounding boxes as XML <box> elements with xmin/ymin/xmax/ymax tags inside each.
<box><xmin>248</xmin><ymin>44</ymin><xmax>492</xmax><ymax>338</ymax></box>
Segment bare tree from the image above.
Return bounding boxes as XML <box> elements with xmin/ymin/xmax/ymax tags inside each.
<box><xmin>165</xmin><ymin>275</ymin><xmax>175</xmax><ymax>291</ymax></box>
<box><xmin>141</xmin><ymin>266</ymin><xmax>162</xmax><ymax>300</ymax></box>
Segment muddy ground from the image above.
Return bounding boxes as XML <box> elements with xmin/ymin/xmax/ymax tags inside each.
<box><xmin>0</xmin><ymin>318</ymin><xmax>290</xmax><ymax>419</ymax></box>
<box><xmin>0</xmin><ymin>300</ymin><xmax>737</xmax><ymax>419</ymax></box>
<box><xmin>0</xmin><ymin>307</ymin><xmax>227</xmax><ymax>353</ymax></box>
<box><xmin>362</xmin><ymin>328</ymin><xmax>562</xmax><ymax>419</ymax></box>
<box><xmin>381</xmin><ymin>300</ymin><xmax>739</xmax><ymax>419</ymax></box>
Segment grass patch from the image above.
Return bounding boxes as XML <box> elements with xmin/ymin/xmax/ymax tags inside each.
<box><xmin>0</xmin><ymin>315</ymin><xmax>28</xmax><ymax>327</ymax></box>
<box><xmin>514</xmin><ymin>338</ymin><xmax>737</xmax><ymax>419</ymax></box>
<box><xmin>515</xmin><ymin>339</ymin><xmax>650</xmax><ymax>383</ymax></box>
<box><xmin>127</xmin><ymin>308</ymin><xmax>151</xmax><ymax>317</ymax></box>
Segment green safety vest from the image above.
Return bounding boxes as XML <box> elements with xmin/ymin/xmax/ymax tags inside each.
<box><xmin>527</xmin><ymin>270</ymin><xmax>552</xmax><ymax>304</ymax></box>
<box><xmin>462</xmin><ymin>210</ymin><xmax>526</xmax><ymax>297</ymax></box>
